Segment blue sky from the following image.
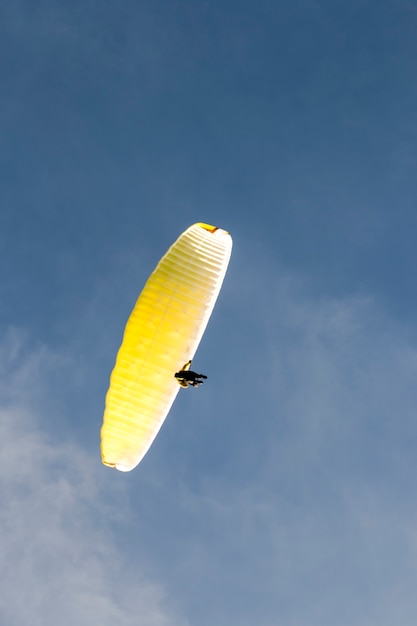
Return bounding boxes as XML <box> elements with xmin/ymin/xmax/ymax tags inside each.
<box><xmin>1</xmin><ymin>0</ymin><xmax>417</xmax><ymax>624</ymax></box>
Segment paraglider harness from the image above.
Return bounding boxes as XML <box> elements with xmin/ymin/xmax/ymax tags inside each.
<box><xmin>175</xmin><ymin>360</ymin><xmax>207</xmax><ymax>388</ymax></box>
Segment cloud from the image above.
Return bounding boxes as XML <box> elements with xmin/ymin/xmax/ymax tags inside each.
<box><xmin>0</xmin><ymin>330</ymin><xmax>188</xmax><ymax>626</ymax></box>
<box><xmin>3</xmin><ymin>255</ymin><xmax>417</xmax><ymax>626</ymax></box>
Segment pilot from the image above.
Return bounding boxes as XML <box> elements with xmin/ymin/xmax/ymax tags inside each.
<box><xmin>175</xmin><ymin>360</ymin><xmax>207</xmax><ymax>388</ymax></box>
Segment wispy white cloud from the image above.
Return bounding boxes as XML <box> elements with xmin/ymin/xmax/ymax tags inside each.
<box><xmin>2</xmin><ymin>261</ymin><xmax>417</xmax><ymax>626</ymax></box>
<box><xmin>0</xmin><ymin>331</ymin><xmax>188</xmax><ymax>626</ymax></box>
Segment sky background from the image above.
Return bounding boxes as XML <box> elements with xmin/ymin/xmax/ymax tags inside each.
<box><xmin>1</xmin><ymin>0</ymin><xmax>417</xmax><ymax>624</ymax></box>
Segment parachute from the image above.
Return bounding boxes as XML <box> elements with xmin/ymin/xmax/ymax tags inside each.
<box><xmin>100</xmin><ymin>223</ymin><xmax>233</xmax><ymax>471</ymax></box>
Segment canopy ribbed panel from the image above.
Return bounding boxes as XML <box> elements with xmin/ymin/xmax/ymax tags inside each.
<box><xmin>100</xmin><ymin>223</ymin><xmax>232</xmax><ymax>471</ymax></box>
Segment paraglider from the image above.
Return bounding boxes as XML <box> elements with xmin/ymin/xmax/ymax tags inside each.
<box><xmin>175</xmin><ymin>360</ymin><xmax>207</xmax><ymax>388</ymax></box>
<box><xmin>100</xmin><ymin>222</ymin><xmax>232</xmax><ymax>472</ymax></box>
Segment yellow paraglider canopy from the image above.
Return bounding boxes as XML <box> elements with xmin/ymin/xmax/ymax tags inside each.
<box><xmin>100</xmin><ymin>222</ymin><xmax>232</xmax><ymax>471</ymax></box>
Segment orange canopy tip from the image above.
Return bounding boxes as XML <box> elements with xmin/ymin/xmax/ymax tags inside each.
<box><xmin>197</xmin><ymin>222</ymin><xmax>230</xmax><ymax>235</ymax></box>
